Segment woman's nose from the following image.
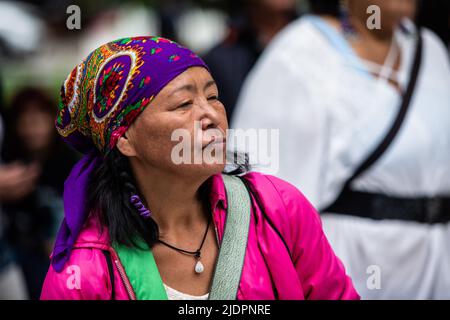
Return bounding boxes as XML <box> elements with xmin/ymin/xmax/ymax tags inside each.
<box><xmin>198</xmin><ymin>100</ymin><xmax>220</xmax><ymax>130</ymax></box>
<box><xmin>200</xmin><ymin>115</ymin><xmax>216</xmax><ymax>131</ymax></box>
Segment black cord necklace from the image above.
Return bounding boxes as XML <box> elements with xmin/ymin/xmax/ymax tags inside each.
<box><xmin>158</xmin><ymin>217</ymin><xmax>211</xmax><ymax>274</ymax></box>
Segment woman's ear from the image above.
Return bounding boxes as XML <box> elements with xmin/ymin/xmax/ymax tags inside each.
<box><xmin>116</xmin><ymin>135</ymin><xmax>137</xmax><ymax>157</ymax></box>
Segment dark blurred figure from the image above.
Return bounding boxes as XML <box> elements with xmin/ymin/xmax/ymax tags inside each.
<box><xmin>203</xmin><ymin>0</ymin><xmax>298</xmax><ymax>121</ymax></box>
<box><xmin>416</xmin><ymin>0</ymin><xmax>449</xmax><ymax>48</ymax></box>
<box><xmin>2</xmin><ymin>88</ymin><xmax>79</xmax><ymax>299</ymax></box>
<box><xmin>0</xmin><ymin>80</ymin><xmax>34</xmax><ymax>300</ymax></box>
<box><xmin>157</xmin><ymin>0</ymin><xmax>186</xmax><ymax>43</ymax></box>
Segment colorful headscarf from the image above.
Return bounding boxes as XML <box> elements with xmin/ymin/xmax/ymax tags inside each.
<box><xmin>52</xmin><ymin>36</ymin><xmax>208</xmax><ymax>272</ymax></box>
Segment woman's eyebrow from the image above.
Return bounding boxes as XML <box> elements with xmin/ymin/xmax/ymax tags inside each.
<box><xmin>204</xmin><ymin>80</ymin><xmax>216</xmax><ymax>91</ymax></box>
<box><xmin>171</xmin><ymin>84</ymin><xmax>195</xmax><ymax>94</ymax></box>
<box><xmin>171</xmin><ymin>80</ymin><xmax>216</xmax><ymax>95</ymax></box>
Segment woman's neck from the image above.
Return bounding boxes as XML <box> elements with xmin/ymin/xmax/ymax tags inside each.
<box><xmin>322</xmin><ymin>15</ymin><xmax>396</xmax><ymax>68</ymax></box>
<box><xmin>131</xmin><ymin>163</ymin><xmax>210</xmax><ymax>233</ymax></box>
<box><xmin>349</xmin><ymin>15</ymin><xmax>399</xmax><ymax>72</ymax></box>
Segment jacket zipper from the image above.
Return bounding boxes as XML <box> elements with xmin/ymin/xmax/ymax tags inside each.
<box><xmin>214</xmin><ymin>225</ymin><xmax>220</xmax><ymax>247</ymax></box>
<box><xmin>113</xmin><ymin>257</ymin><xmax>136</xmax><ymax>300</ymax></box>
<box><xmin>212</xmin><ymin>215</ymin><xmax>220</xmax><ymax>247</ymax></box>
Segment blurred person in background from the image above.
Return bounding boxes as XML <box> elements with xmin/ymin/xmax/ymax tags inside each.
<box><xmin>203</xmin><ymin>0</ymin><xmax>298</xmax><ymax>121</ymax></box>
<box><xmin>0</xmin><ymin>138</ymin><xmax>36</xmax><ymax>300</ymax></box>
<box><xmin>232</xmin><ymin>0</ymin><xmax>450</xmax><ymax>299</ymax></box>
<box><xmin>0</xmin><ymin>84</ymin><xmax>36</xmax><ymax>299</ymax></box>
<box><xmin>1</xmin><ymin>87</ymin><xmax>79</xmax><ymax>299</ymax></box>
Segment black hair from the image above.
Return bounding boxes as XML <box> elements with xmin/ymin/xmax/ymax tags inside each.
<box><xmin>87</xmin><ymin>148</ymin><xmax>158</xmax><ymax>250</ymax></box>
<box><xmin>87</xmin><ymin>147</ymin><xmax>250</xmax><ymax>250</ymax></box>
<box><xmin>308</xmin><ymin>0</ymin><xmax>341</xmax><ymax>17</ymax></box>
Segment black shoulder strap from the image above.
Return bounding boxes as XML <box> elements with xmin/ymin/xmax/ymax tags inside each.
<box><xmin>323</xmin><ymin>30</ymin><xmax>423</xmax><ymax>212</ymax></box>
<box><xmin>102</xmin><ymin>250</ymin><xmax>115</xmax><ymax>300</ymax></box>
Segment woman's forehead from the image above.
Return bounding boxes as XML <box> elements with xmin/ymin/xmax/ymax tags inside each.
<box><xmin>162</xmin><ymin>67</ymin><xmax>215</xmax><ymax>95</ymax></box>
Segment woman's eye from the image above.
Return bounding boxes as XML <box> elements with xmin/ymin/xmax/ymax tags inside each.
<box><xmin>177</xmin><ymin>101</ymin><xmax>192</xmax><ymax>109</ymax></box>
<box><xmin>208</xmin><ymin>95</ymin><xmax>219</xmax><ymax>101</ymax></box>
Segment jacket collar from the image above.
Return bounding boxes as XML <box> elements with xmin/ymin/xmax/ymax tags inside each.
<box><xmin>207</xmin><ymin>173</ymin><xmax>228</xmax><ymax>211</ymax></box>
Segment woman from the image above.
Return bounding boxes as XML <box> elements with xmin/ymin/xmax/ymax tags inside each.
<box><xmin>40</xmin><ymin>36</ymin><xmax>358</xmax><ymax>300</ymax></box>
<box><xmin>0</xmin><ymin>108</ymin><xmax>35</xmax><ymax>300</ymax></box>
<box><xmin>2</xmin><ymin>88</ymin><xmax>79</xmax><ymax>299</ymax></box>
<box><xmin>232</xmin><ymin>0</ymin><xmax>450</xmax><ymax>299</ymax></box>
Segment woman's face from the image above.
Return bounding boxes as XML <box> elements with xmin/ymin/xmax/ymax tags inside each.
<box><xmin>121</xmin><ymin>67</ymin><xmax>228</xmax><ymax>178</ymax></box>
<box><xmin>16</xmin><ymin>106</ymin><xmax>55</xmax><ymax>153</ymax></box>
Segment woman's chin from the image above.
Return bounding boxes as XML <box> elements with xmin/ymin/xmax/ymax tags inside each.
<box><xmin>174</xmin><ymin>161</ymin><xmax>225</xmax><ymax>178</ymax></box>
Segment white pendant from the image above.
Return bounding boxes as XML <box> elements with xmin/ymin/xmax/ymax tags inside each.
<box><xmin>195</xmin><ymin>260</ymin><xmax>204</xmax><ymax>274</ymax></box>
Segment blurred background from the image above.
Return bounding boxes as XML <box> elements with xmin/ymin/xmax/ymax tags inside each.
<box><xmin>0</xmin><ymin>0</ymin><xmax>448</xmax><ymax>300</ymax></box>
<box><xmin>0</xmin><ymin>0</ymin><xmax>448</xmax><ymax>116</ymax></box>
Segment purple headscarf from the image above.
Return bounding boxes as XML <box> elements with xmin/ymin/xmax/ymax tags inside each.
<box><xmin>52</xmin><ymin>36</ymin><xmax>208</xmax><ymax>272</ymax></box>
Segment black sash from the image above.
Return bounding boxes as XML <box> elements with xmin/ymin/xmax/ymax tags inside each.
<box><xmin>322</xmin><ymin>30</ymin><xmax>450</xmax><ymax>223</ymax></box>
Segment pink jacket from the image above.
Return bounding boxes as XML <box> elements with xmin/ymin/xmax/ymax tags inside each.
<box><xmin>41</xmin><ymin>172</ymin><xmax>360</xmax><ymax>300</ymax></box>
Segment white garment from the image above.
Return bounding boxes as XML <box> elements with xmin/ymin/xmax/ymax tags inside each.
<box><xmin>232</xmin><ymin>16</ymin><xmax>450</xmax><ymax>299</ymax></box>
<box><xmin>163</xmin><ymin>283</ymin><xmax>209</xmax><ymax>300</ymax></box>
